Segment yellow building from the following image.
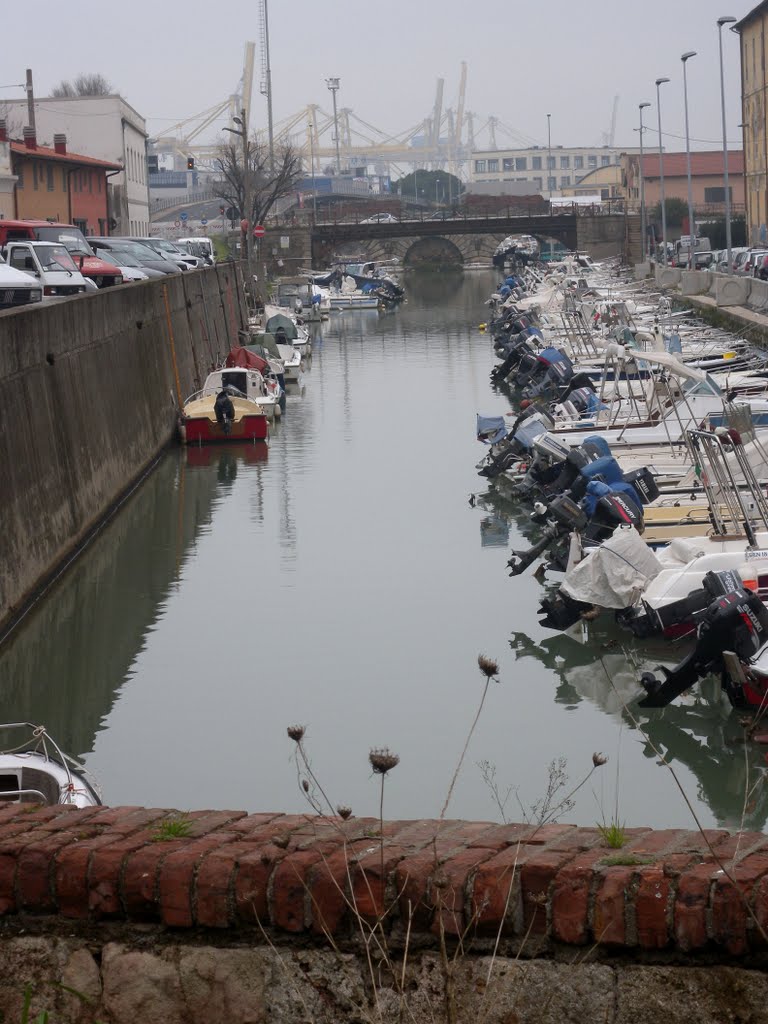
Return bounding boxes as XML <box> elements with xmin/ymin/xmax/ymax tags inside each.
<box><xmin>559</xmin><ymin>164</ymin><xmax>623</xmax><ymax>201</ymax></box>
<box><xmin>736</xmin><ymin>4</ymin><xmax>768</xmax><ymax>244</ymax></box>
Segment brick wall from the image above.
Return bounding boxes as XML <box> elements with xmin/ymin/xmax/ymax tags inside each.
<box><xmin>1</xmin><ymin>805</ymin><xmax>767</xmax><ymax>956</ymax></box>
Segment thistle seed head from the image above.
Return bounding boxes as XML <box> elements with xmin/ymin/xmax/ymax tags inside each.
<box><xmin>287</xmin><ymin>725</ymin><xmax>306</xmax><ymax>743</ymax></box>
<box><xmin>369</xmin><ymin>748</ymin><xmax>400</xmax><ymax>775</ymax></box>
<box><xmin>478</xmin><ymin>654</ymin><xmax>499</xmax><ymax>679</ymax></box>
<box><xmin>592</xmin><ymin>752</ymin><xmax>608</xmax><ymax>767</ymax></box>
<box><xmin>337</xmin><ymin>806</ymin><xmax>353</xmax><ymax>820</ymax></box>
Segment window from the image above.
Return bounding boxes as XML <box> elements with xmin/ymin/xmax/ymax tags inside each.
<box><xmin>46</xmin><ymin>164</ymin><xmax>54</xmax><ymax>191</ymax></box>
<box><xmin>533</xmin><ymin>177</ymin><xmax>543</xmax><ymax>189</ymax></box>
<box><xmin>89</xmin><ymin>172</ymin><xmax>93</xmax><ymax>193</ymax></box>
<box><xmin>503</xmin><ymin>158</ymin><xmax>514</xmax><ymax>171</ymax></box>
<box><xmin>9</xmin><ymin>245</ymin><xmax>32</xmax><ymax>272</ymax></box>
<box><xmin>547</xmin><ymin>155</ymin><xmax>555</xmax><ymax>169</ymax></box>
<box><xmin>560</xmin><ymin>156</ymin><xmax>570</xmax><ymax>169</ymax></box>
<box><xmin>614</xmin><ymin>155</ymin><xmax>621</xmax><ymax>164</ymax></box>
<box><xmin>561</xmin><ymin>175</ymin><xmax>571</xmax><ymax>187</ymax></box>
<box><xmin>588</xmin><ymin>155</ymin><xmax>597</xmax><ymax>168</ymax></box>
<box><xmin>16</xmin><ymin>166</ymin><xmax>23</xmax><ymax>189</ymax></box>
<box><xmin>704</xmin><ymin>186</ymin><xmax>732</xmax><ymax>203</ymax></box>
<box><xmin>73</xmin><ymin>219</ymin><xmax>87</xmax><ymax>233</ymax></box>
<box><xmin>487</xmin><ymin>158</ymin><xmax>499</xmax><ymax>172</ymax></box>
<box><xmin>574</xmin><ymin>155</ymin><xmax>584</xmax><ymax>169</ymax></box>
<box><xmin>515</xmin><ymin>157</ymin><xmax>527</xmax><ymax>171</ymax></box>
<box><xmin>532</xmin><ymin>156</ymin><xmax>542</xmax><ymax>170</ymax></box>
<box><xmin>475</xmin><ymin>160</ymin><xmax>487</xmax><ymax>173</ymax></box>
<box><xmin>62</xmin><ymin>168</ymin><xmax>67</xmax><ymax>192</ymax></box>
<box><xmin>547</xmin><ymin>176</ymin><xmax>557</xmax><ymax>190</ymax></box>
<box><xmin>33</xmin><ymin>162</ymin><xmax>39</xmax><ymax>190</ymax></box>
<box><xmin>601</xmin><ymin>155</ymin><xmax>610</xmax><ymax>166</ymax></box>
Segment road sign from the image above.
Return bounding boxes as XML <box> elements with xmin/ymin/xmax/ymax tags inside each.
<box><xmin>200</xmin><ymin>218</ymin><xmax>208</xmax><ymax>226</ymax></box>
<box><xmin>253</xmin><ymin>224</ymin><xmax>265</xmax><ymax>237</ymax></box>
<box><xmin>179</xmin><ymin>211</ymin><xmax>189</xmax><ymax>221</ymax></box>
<box><xmin>174</xmin><ymin>220</ymin><xmax>181</xmax><ymax>227</ymax></box>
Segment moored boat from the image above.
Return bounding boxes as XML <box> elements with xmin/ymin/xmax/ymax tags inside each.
<box><xmin>0</xmin><ymin>724</ymin><xmax>101</xmax><ymax>807</ymax></box>
<box><xmin>181</xmin><ymin>354</ymin><xmax>274</xmax><ymax>444</ymax></box>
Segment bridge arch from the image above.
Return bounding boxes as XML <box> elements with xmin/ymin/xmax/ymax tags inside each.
<box><xmin>403</xmin><ymin>236</ymin><xmax>464</xmax><ymax>267</ymax></box>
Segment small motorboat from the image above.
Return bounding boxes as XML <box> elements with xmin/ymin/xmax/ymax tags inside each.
<box><xmin>0</xmin><ymin>724</ymin><xmax>101</xmax><ymax>807</ymax></box>
<box><xmin>181</xmin><ymin>358</ymin><xmax>273</xmax><ymax>444</ymax></box>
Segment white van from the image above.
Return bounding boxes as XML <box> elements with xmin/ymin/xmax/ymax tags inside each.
<box><xmin>178</xmin><ymin>237</ymin><xmax>215</xmax><ymax>265</ymax></box>
<box><xmin>0</xmin><ymin>256</ymin><xmax>43</xmax><ymax>309</ymax></box>
<box><xmin>3</xmin><ymin>241</ymin><xmax>88</xmax><ymax>299</ymax></box>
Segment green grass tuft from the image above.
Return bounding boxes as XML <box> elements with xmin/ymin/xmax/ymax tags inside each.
<box><xmin>152</xmin><ymin>815</ymin><xmax>193</xmax><ymax>842</ymax></box>
<box><xmin>597</xmin><ymin>819</ymin><xmax>628</xmax><ymax>849</ymax></box>
<box><xmin>600</xmin><ymin>854</ymin><xmax>652</xmax><ymax>867</ymax></box>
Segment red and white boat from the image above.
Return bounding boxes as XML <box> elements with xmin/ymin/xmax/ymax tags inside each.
<box><xmin>181</xmin><ymin>350</ymin><xmax>272</xmax><ymax>445</ymax></box>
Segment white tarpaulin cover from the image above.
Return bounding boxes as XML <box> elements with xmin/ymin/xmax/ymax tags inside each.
<box><xmin>560</xmin><ymin>526</ymin><xmax>663</xmax><ymax>609</ymax></box>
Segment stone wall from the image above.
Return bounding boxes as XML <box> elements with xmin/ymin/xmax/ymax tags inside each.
<box><xmin>0</xmin><ymin>265</ymin><xmax>248</xmax><ymax>632</ymax></box>
<box><xmin>0</xmin><ymin>806</ymin><xmax>767</xmax><ymax>1022</ymax></box>
<box><xmin>575</xmin><ymin>213</ymin><xmax>626</xmax><ymax>261</ymax></box>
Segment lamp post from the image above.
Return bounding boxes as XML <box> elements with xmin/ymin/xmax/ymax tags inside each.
<box><xmin>326</xmin><ymin>77</ymin><xmax>341</xmax><ymax>174</ymax></box>
<box><xmin>308</xmin><ymin>122</ymin><xmax>317</xmax><ymax>222</ymax></box>
<box><xmin>639</xmin><ymin>102</ymin><xmax>651</xmax><ymax>261</ymax></box>
<box><xmin>681</xmin><ymin>51</ymin><xmax>697</xmax><ymax>248</ymax></box>
<box><xmin>718</xmin><ymin>16</ymin><xmax>737</xmax><ymax>273</ymax></box>
<box><xmin>223</xmin><ymin>109</ymin><xmax>252</xmax><ymax>284</ymax></box>
<box><xmin>655</xmin><ymin>77</ymin><xmax>670</xmax><ymax>265</ymax></box>
<box><xmin>546</xmin><ymin>113</ymin><xmax>552</xmax><ymax>199</ymax></box>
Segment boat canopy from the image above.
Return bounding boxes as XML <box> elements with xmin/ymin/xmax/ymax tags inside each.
<box><xmin>265</xmin><ymin>312</ymin><xmax>299</xmax><ymax>341</ymax></box>
<box><xmin>225</xmin><ymin>347</ymin><xmax>268</xmax><ymax>373</ymax></box>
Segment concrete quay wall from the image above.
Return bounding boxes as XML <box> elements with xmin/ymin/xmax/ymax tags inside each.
<box><xmin>0</xmin><ymin>807</ymin><xmax>767</xmax><ymax>1022</ymax></box>
<box><xmin>0</xmin><ymin>265</ymin><xmax>248</xmax><ymax>632</ymax></box>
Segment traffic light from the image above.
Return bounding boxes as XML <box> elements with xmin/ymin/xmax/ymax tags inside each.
<box><xmin>219</xmin><ymin>206</ymin><xmax>226</xmax><ymax>215</ymax></box>
<box><xmin>186</xmin><ymin>156</ymin><xmax>195</xmax><ymax>170</ymax></box>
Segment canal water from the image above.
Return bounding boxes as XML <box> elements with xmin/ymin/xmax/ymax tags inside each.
<box><xmin>1</xmin><ymin>270</ymin><xmax>765</xmax><ymax>831</ymax></box>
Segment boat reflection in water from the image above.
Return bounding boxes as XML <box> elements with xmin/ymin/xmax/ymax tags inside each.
<box><xmin>509</xmin><ymin>629</ymin><xmax>768</xmax><ymax>832</ymax></box>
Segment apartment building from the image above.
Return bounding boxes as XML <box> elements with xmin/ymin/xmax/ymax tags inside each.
<box><xmin>470</xmin><ymin>146</ymin><xmax>641</xmax><ymax>195</ymax></box>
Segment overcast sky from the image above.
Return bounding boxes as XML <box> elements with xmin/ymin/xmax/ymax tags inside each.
<box><xmin>1</xmin><ymin>0</ymin><xmax>753</xmax><ymax>161</ymax></box>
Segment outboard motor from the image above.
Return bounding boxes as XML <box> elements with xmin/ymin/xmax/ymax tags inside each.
<box><xmin>522</xmin><ymin>351</ymin><xmax>575</xmax><ymax>401</ymax></box>
<box><xmin>507</xmin><ymin>485</ymin><xmax>644</xmax><ymax>576</ymax></box>
<box><xmin>618</xmin><ymin>566</ymin><xmax>745</xmax><ymax>641</ymax></box>
<box><xmin>639</xmin><ymin>572</ymin><xmax>768</xmax><ymax>709</ymax></box>
<box><xmin>478</xmin><ymin>409</ymin><xmax>555</xmax><ymax>479</ymax></box>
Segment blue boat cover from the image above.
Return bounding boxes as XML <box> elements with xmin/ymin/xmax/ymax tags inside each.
<box><xmin>583</xmin><ymin>435</ymin><xmax>611</xmax><ymax>458</ymax></box>
<box><xmin>513</xmin><ymin>417</ymin><xmax>548</xmax><ymax>449</ymax></box>
<box><xmin>538</xmin><ymin>347</ymin><xmax>567</xmax><ymax>365</ymax></box>
<box><xmin>583</xmin><ymin>479</ymin><xmax>642</xmax><ymax>516</ymax></box>
<box><xmin>580</xmin><ymin>455</ymin><xmax>624</xmax><ymax>485</ymax></box>
<box><xmin>476</xmin><ymin>414</ymin><xmax>508</xmax><ymax>445</ymax></box>
<box><xmin>525</xmin><ymin>326</ymin><xmax>544</xmax><ymax>339</ymax></box>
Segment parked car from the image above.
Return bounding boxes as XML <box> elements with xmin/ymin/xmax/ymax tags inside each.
<box><xmin>734</xmin><ymin>249</ymin><xmax>757</xmax><ymax>275</ymax></box>
<box><xmin>359</xmin><ymin>213</ymin><xmax>398</xmax><ymax>224</ymax></box>
<box><xmin>125</xmin><ymin>237</ymin><xmax>203</xmax><ymax>270</ymax></box>
<box><xmin>0</xmin><ymin>221</ymin><xmax>122</xmax><ymax>288</ymax></box>
<box><xmin>90</xmin><ymin>247</ymin><xmax>153</xmax><ymax>282</ymax></box>
<box><xmin>87</xmin><ymin>238</ymin><xmax>181</xmax><ymax>277</ymax></box>
<box><xmin>0</xmin><ymin>254</ymin><xmax>43</xmax><ymax>310</ymax></box>
<box><xmin>178</xmin><ymin>236</ymin><xmax>215</xmax><ymax>265</ymax></box>
<box><xmin>3</xmin><ymin>241</ymin><xmax>88</xmax><ymax>299</ymax></box>
<box><xmin>744</xmin><ymin>249</ymin><xmax>768</xmax><ymax>276</ymax></box>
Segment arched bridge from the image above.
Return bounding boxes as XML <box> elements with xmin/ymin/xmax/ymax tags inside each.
<box><xmin>310</xmin><ymin>214</ymin><xmax>582</xmax><ymax>267</ymax></box>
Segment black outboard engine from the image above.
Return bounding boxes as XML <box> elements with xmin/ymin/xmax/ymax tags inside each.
<box><xmin>522</xmin><ymin>352</ymin><xmax>575</xmax><ymax>401</ymax></box>
<box><xmin>507</xmin><ymin>488</ymin><xmax>644</xmax><ymax>576</ymax></box>
<box><xmin>620</xmin><ymin>566</ymin><xmax>747</xmax><ymax>641</ymax></box>
<box><xmin>639</xmin><ymin>572</ymin><xmax>768</xmax><ymax>708</ymax></box>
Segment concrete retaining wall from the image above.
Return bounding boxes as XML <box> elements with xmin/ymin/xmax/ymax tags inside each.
<box><xmin>0</xmin><ymin>265</ymin><xmax>247</xmax><ymax>630</ymax></box>
<box><xmin>0</xmin><ymin>807</ymin><xmax>766</xmax><ymax>1022</ymax></box>
<box><xmin>680</xmin><ymin>270</ymin><xmax>711</xmax><ymax>296</ymax></box>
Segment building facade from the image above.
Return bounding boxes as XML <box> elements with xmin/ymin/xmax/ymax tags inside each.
<box><xmin>622</xmin><ymin>151</ymin><xmax>744</xmax><ymax>219</ymax></box>
<box><xmin>1</xmin><ymin>123</ymin><xmax>121</xmax><ymax>234</ymax></box>
<box><xmin>736</xmin><ymin>3</ymin><xmax>768</xmax><ymax>244</ymax></box>
<box><xmin>469</xmin><ymin>146</ymin><xmax>641</xmax><ymax>195</ymax></box>
<box><xmin>0</xmin><ymin>94</ymin><xmax>150</xmax><ymax>234</ymax></box>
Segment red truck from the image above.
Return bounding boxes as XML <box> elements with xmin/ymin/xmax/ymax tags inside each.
<box><xmin>0</xmin><ymin>221</ymin><xmax>122</xmax><ymax>288</ymax></box>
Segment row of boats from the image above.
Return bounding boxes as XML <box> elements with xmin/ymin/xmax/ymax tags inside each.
<box><xmin>476</xmin><ymin>255</ymin><xmax>768</xmax><ymax>716</ymax></box>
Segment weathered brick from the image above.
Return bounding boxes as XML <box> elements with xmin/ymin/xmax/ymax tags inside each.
<box><xmin>121</xmin><ymin>842</ymin><xmax>177</xmax><ymax>918</ymax></box>
<box><xmin>395</xmin><ymin>844</ymin><xmax>460</xmax><ymax>930</ymax></box>
<box><xmin>551</xmin><ymin>850</ymin><xmax>607</xmax><ymax>945</ymax></box>
<box><xmin>470</xmin><ymin>843</ymin><xmax>541</xmax><ymax>935</ymax></box>
<box><xmin>271</xmin><ymin>850</ymin><xmax>323</xmax><ymax>932</ymax></box>
<box><xmin>195</xmin><ymin>843</ymin><xmax>265</xmax><ymax>928</ymax></box>
<box><xmin>158</xmin><ymin>833</ymin><xmax>239</xmax><ymax>927</ymax></box>
<box><xmin>711</xmin><ymin>875</ymin><xmax>749</xmax><ymax>955</ymax></box>
<box><xmin>55</xmin><ymin>834</ymin><xmax>124</xmax><ymax>919</ymax></box>
<box><xmin>674</xmin><ymin>863</ymin><xmax>714</xmax><ymax>951</ymax></box>
<box><xmin>0</xmin><ymin>853</ymin><xmax>16</xmax><ymax>914</ymax></box>
<box><xmin>233</xmin><ymin>843</ymin><xmax>288</xmax><ymax>925</ymax></box>
<box><xmin>634</xmin><ymin>865</ymin><xmax>672</xmax><ymax>949</ymax></box>
<box><xmin>593</xmin><ymin>867</ymin><xmax>634</xmax><ymax>946</ymax></box>
<box><xmin>519</xmin><ymin>848</ymin><xmax>577</xmax><ymax>936</ymax></box>
<box><xmin>430</xmin><ymin>848</ymin><xmax>497</xmax><ymax>937</ymax></box>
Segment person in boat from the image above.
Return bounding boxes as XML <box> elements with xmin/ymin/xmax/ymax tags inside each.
<box><xmin>214</xmin><ymin>387</ymin><xmax>235</xmax><ymax>435</ymax></box>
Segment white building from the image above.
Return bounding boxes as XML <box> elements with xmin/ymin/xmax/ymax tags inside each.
<box><xmin>470</xmin><ymin>145</ymin><xmax>641</xmax><ymax>196</ymax></box>
<box><xmin>1</xmin><ymin>94</ymin><xmax>149</xmax><ymax>233</ymax></box>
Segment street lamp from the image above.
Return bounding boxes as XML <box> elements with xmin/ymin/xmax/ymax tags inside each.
<box><xmin>639</xmin><ymin>102</ymin><xmax>651</xmax><ymax>261</ymax></box>
<box><xmin>681</xmin><ymin>51</ymin><xmax>697</xmax><ymax>249</ymax></box>
<box><xmin>546</xmin><ymin>113</ymin><xmax>552</xmax><ymax>199</ymax></box>
<box><xmin>223</xmin><ymin>108</ymin><xmax>252</xmax><ymax>281</ymax></box>
<box><xmin>308</xmin><ymin>122</ymin><xmax>317</xmax><ymax>222</ymax></box>
<box><xmin>718</xmin><ymin>15</ymin><xmax>737</xmax><ymax>273</ymax></box>
<box><xmin>655</xmin><ymin>77</ymin><xmax>670</xmax><ymax>265</ymax></box>
<box><xmin>326</xmin><ymin>77</ymin><xmax>341</xmax><ymax>174</ymax></box>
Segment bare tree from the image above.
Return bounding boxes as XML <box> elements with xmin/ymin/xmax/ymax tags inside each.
<box><xmin>211</xmin><ymin>138</ymin><xmax>302</xmax><ymax>226</ymax></box>
<box><xmin>51</xmin><ymin>73</ymin><xmax>113</xmax><ymax>98</ymax></box>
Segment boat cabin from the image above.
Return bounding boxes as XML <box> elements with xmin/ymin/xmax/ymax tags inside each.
<box><xmin>202</xmin><ymin>368</ymin><xmax>265</xmax><ymax>403</ymax></box>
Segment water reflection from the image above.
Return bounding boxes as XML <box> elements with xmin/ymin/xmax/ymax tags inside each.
<box><xmin>509</xmin><ymin>630</ymin><xmax>768</xmax><ymax>831</ymax></box>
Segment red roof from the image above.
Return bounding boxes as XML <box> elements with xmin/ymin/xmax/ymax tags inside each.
<box><xmin>10</xmin><ymin>141</ymin><xmax>122</xmax><ymax>170</ymax></box>
<box><xmin>639</xmin><ymin>149</ymin><xmax>743</xmax><ymax>178</ymax></box>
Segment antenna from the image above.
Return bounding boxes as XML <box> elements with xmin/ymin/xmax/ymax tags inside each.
<box><xmin>602</xmin><ymin>95</ymin><xmax>619</xmax><ymax>147</ymax></box>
